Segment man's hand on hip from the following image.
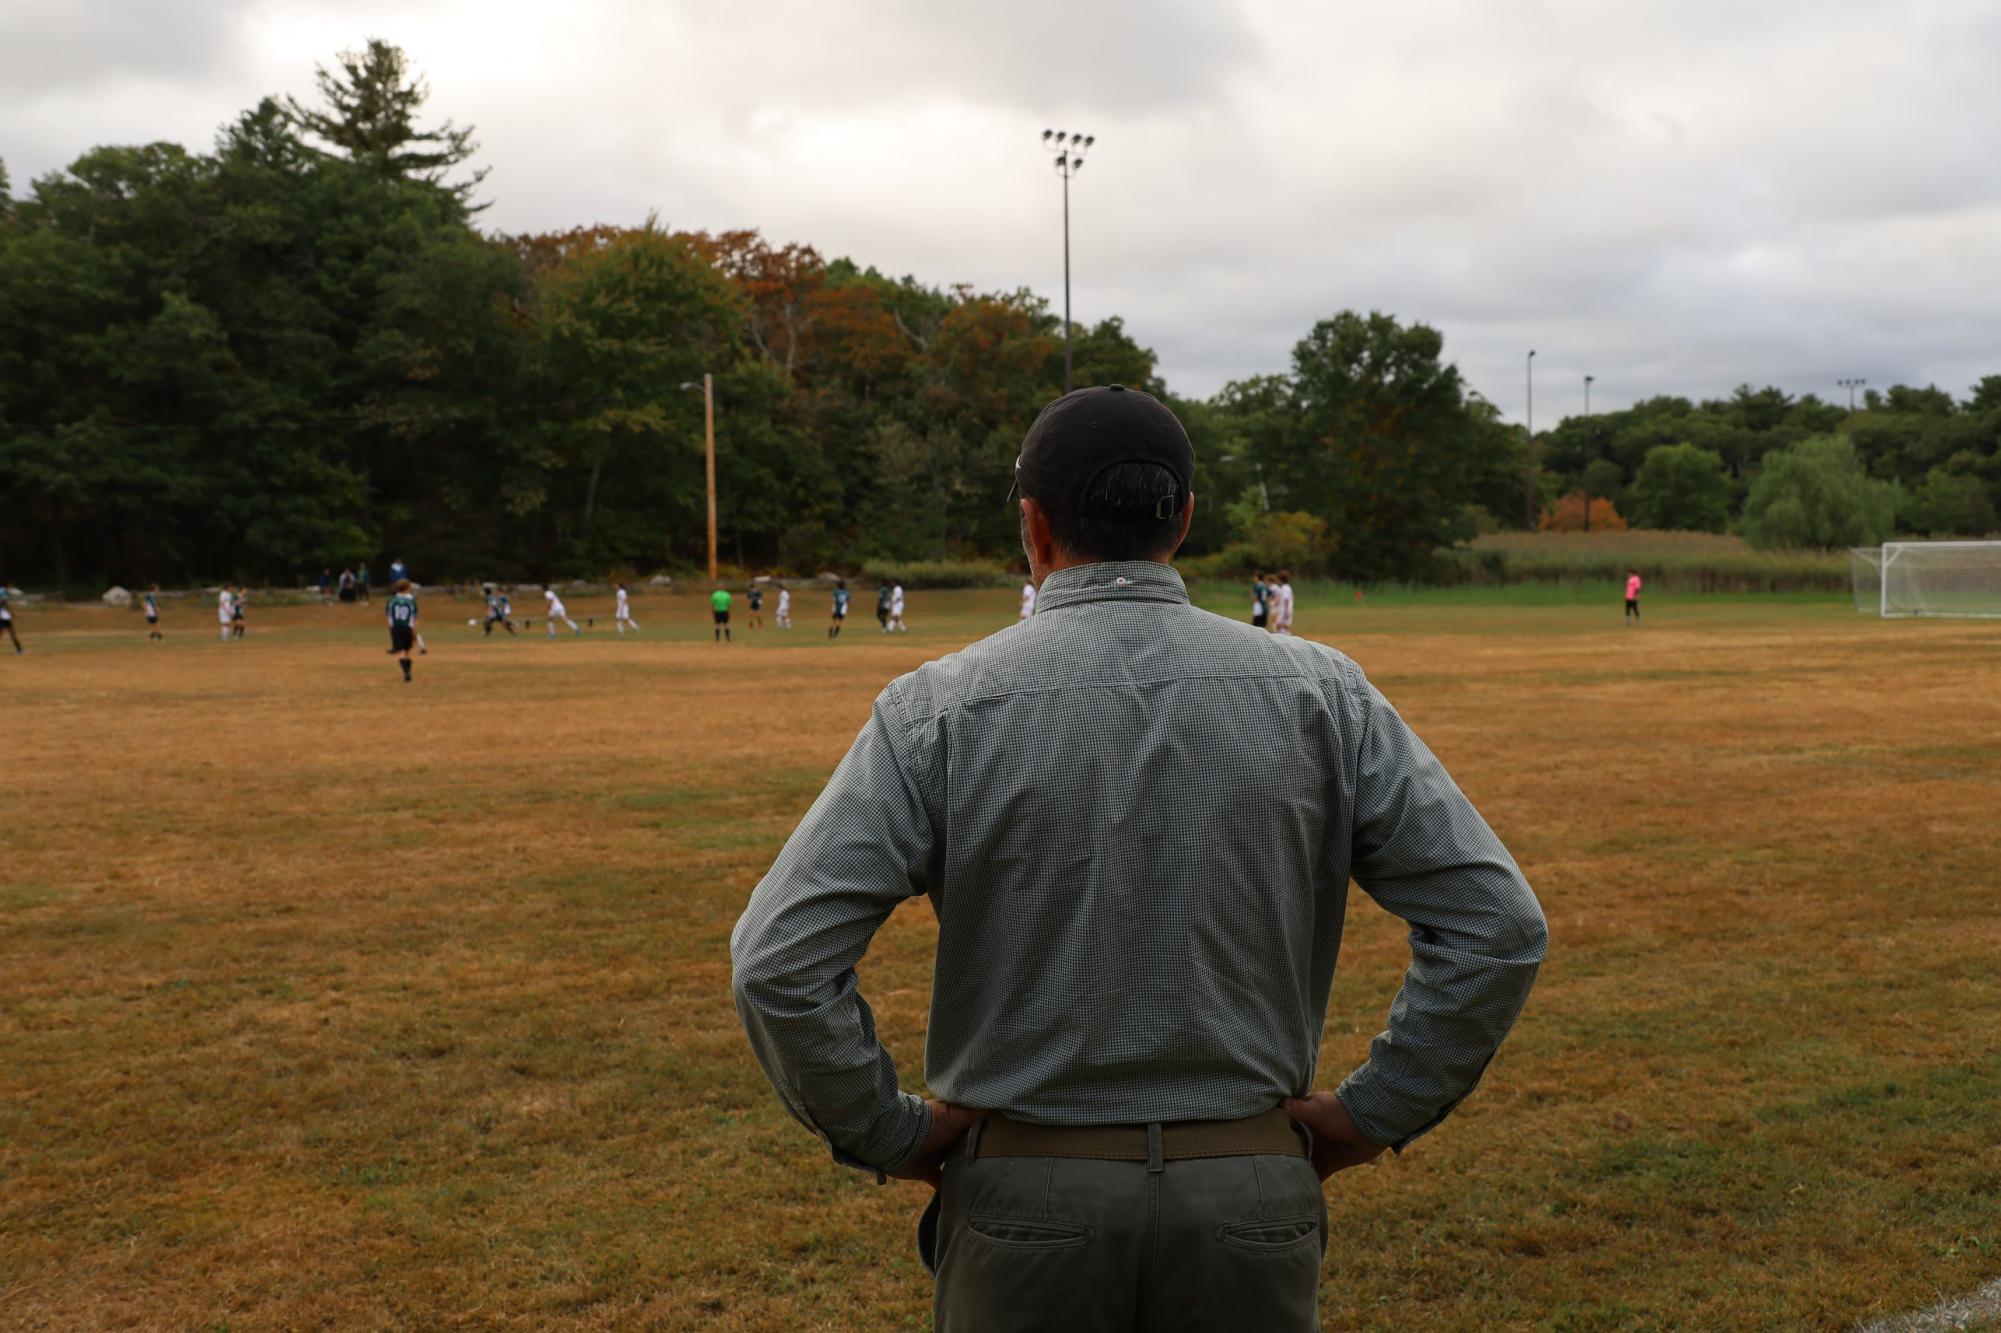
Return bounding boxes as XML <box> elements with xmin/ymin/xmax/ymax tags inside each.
<box><xmin>1281</xmin><ymin>1091</ymin><xmax>1389</xmax><ymax>1181</ymax></box>
<box><xmin>885</xmin><ymin>1100</ymin><xmax>982</xmax><ymax>1187</ymax></box>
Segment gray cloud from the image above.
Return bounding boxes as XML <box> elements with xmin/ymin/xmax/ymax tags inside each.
<box><xmin>2</xmin><ymin>0</ymin><xmax>1998</xmax><ymax>420</ymax></box>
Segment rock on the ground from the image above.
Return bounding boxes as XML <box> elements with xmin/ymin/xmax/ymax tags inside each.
<box><xmin>102</xmin><ymin>585</ymin><xmax>133</xmax><ymax>608</ymax></box>
<box><xmin>647</xmin><ymin>574</ymin><xmax>675</xmax><ymax>587</ymax></box>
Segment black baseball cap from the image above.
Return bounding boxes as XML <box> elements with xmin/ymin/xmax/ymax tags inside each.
<box><xmin>1008</xmin><ymin>384</ymin><xmax>1194</xmax><ymax>520</ymax></box>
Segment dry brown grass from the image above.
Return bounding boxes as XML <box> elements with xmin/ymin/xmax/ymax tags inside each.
<box><xmin>2</xmin><ymin>588</ymin><xmax>1997</xmax><ymax>1331</ymax></box>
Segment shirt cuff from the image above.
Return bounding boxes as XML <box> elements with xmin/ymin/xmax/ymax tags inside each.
<box><xmin>1335</xmin><ymin>1064</ymin><xmax>1464</xmax><ymax>1153</ymax></box>
<box><xmin>826</xmin><ymin>1093</ymin><xmax>932</xmax><ymax>1183</ymax></box>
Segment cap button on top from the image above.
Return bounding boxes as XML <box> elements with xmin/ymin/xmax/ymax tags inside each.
<box><xmin>1115</xmin><ymin>576</ymin><xmax>1130</xmax><ymax>587</ymax></box>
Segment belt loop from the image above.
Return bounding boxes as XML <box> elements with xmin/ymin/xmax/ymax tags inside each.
<box><xmin>1146</xmin><ymin>1122</ymin><xmax>1165</xmax><ymax>1174</ymax></box>
<box><xmin>966</xmin><ymin>1115</ymin><xmax>986</xmax><ymax>1164</ymax></box>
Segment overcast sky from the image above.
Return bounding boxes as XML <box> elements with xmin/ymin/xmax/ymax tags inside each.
<box><xmin>5</xmin><ymin>0</ymin><xmax>2000</xmax><ymax>419</ymax></box>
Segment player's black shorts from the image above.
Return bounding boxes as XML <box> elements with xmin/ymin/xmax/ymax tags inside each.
<box><xmin>145</xmin><ymin>613</ymin><xmax>158</xmax><ymax>624</ymax></box>
<box><xmin>833</xmin><ymin>609</ymin><xmax>847</xmax><ymax>620</ymax></box>
<box><xmin>390</xmin><ymin>625</ymin><xmax>415</xmax><ymax>652</ymax></box>
<box><xmin>713</xmin><ymin>610</ymin><xmax>730</xmax><ymax>625</ymax></box>
<box><xmin>1252</xmin><ymin>612</ymin><xmax>1269</xmax><ymax>628</ymax></box>
<box><xmin>749</xmin><ymin>595</ymin><xmax>763</xmax><ymax>611</ymax></box>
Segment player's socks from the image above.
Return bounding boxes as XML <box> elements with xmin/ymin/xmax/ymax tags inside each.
<box><xmin>400</xmin><ymin>659</ymin><xmax>411</xmax><ymax>680</ymax></box>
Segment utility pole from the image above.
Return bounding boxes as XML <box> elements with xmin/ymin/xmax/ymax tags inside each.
<box><xmin>703</xmin><ymin>372</ymin><xmax>718</xmax><ymax>582</ymax></box>
<box><xmin>1838</xmin><ymin>377</ymin><xmax>1867</xmax><ymax>412</ymax></box>
<box><xmin>1524</xmin><ymin>350</ymin><xmax>1537</xmax><ymax>528</ymax></box>
<box><xmin>1582</xmin><ymin>374</ymin><xmax>1596</xmax><ymax>533</ymax></box>
<box><xmin>1043</xmin><ymin>128</ymin><xmax>1095</xmax><ymax>393</ymax></box>
<box><xmin>681</xmin><ymin>377</ymin><xmax>721</xmax><ymax>581</ymax></box>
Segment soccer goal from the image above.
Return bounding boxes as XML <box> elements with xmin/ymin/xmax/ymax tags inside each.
<box><xmin>1851</xmin><ymin>541</ymin><xmax>2001</xmax><ymax>618</ymax></box>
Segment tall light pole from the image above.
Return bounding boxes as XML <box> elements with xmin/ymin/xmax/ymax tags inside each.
<box><xmin>679</xmin><ymin>376</ymin><xmax>719</xmax><ymax>581</ymax></box>
<box><xmin>1043</xmin><ymin>128</ymin><xmax>1095</xmax><ymax>394</ymax></box>
<box><xmin>1838</xmin><ymin>377</ymin><xmax>1867</xmax><ymax>412</ymax></box>
<box><xmin>1582</xmin><ymin>374</ymin><xmax>1596</xmax><ymax>533</ymax></box>
<box><xmin>1524</xmin><ymin>350</ymin><xmax>1537</xmax><ymax>528</ymax></box>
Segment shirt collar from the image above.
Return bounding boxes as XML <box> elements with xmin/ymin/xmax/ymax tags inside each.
<box><xmin>1033</xmin><ymin>560</ymin><xmax>1190</xmax><ymax>614</ymax></box>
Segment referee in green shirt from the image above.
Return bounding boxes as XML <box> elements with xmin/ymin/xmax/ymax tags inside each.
<box><xmin>733</xmin><ymin>385</ymin><xmax>1547</xmax><ymax>1331</ymax></box>
<box><xmin>710</xmin><ymin>585</ymin><xmax>732</xmax><ymax>643</ymax></box>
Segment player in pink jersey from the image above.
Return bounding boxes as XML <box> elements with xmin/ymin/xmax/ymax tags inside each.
<box><xmin>1624</xmin><ymin>569</ymin><xmax>1642</xmax><ymax>625</ymax></box>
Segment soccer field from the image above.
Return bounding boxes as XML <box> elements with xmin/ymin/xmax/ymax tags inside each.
<box><xmin>3</xmin><ymin>587</ymin><xmax>1997</xmax><ymax>1330</ymax></box>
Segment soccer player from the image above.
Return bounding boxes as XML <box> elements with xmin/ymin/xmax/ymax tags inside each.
<box><xmin>357</xmin><ymin>563</ymin><xmax>372</xmax><ymax>604</ymax></box>
<box><xmin>776</xmin><ymin>586</ymin><xmax>792</xmax><ymax>629</ymax></box>
<box><xmin>747</xmin><ymin>583</ymin><xmax>764</xmax><ymax>629</ymax></box>
<box><xmin>876</xmin><ymin>581</ymin><xmax>892</xmax><ymax>632</ymax></box>
<box><xmin>1625</xmin><ymin>568</ymin><xmax>1643</xmax><ymax>625</ymax></box>
<box><xmin>386</xmin><ymin>578</ymin><xmax>420</xmax><ymax>682</ymax></box>
<box><xmin>615</xmin><ymin>582</ymin><xmax>640</xmax><ymax>635</ymax></box>
<box><xmin>231</xmin><ymin>586</ymin><xmax>247</xmax><ymax>639</ymax></box>
<box><xmin>482</xmin><ymin>585</ymin><xmax>516</xmax><ymax>636</ymax></box>
<box><xmin>543</xmin><ymin>585</ymin><xmax>580</xmax><ymax>637</ymax></box>
<box><xmin>1251</xmin><ymin>570</ymin><xmax>1270</xmax><ymax>631</ymax></box>
<box><xmin>1273</xmin><ymin>570</ymin><xmax>1296</xmax><ymax>635</ymax></box>
<box><xmin>144</xmin><ymin>584</ymin><xmax>163</xmax><ymax>640</ymax></box>
<box><xmin>0</xmin><ymin>584</ymin><xmax>20</xmax><ymax>654</ymax></box>
<box><xmin>829</xmin><ymin>579</ymin><xmax>850</xmax><ymax>639</ymax></box>
<box><xmin>318</xmin><ymin>568</ymin><xmax>334</xmax><ymax>604</ymax></box>
<box><xmin>711</xmin><ymin>584</ymin><xmax>733</xmax><ymax>643</ymax></box>
<box><xmin>1020</xmin><ymin>579</ymin><xmax>1036</xmax><ymax>620</ymax></box>
<box><xmin>217</xmin><ymin>586</ymin><xmax>234</xmax><ymax>642</ymax></box>
<box><xmin>888</xmin><ymin>581</ymin><xmax>907</xmax><ymax>633</ymax></box>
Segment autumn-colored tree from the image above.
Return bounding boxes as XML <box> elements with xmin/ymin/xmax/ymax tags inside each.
<box><xmin>1540</xmin><ymin>493</ymin><xmax>1629</xmax><ymax>532</ymax></box>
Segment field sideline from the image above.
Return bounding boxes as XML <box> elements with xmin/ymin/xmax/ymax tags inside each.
<box><xmin>3</xmin><ymin>586</ymin><xmax>1997</xmax><ymax>1330</ymax></box>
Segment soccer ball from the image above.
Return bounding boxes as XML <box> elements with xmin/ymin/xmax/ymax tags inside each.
<box><xmin>467</xmin><ymin>618</ymin><xmax>478</xmax><ymax>627</ymax></box>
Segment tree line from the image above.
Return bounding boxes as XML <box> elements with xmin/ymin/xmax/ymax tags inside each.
<box><xmin>3</xmin><ymin>41</ymin><xmax>1996</xmax><ymax>592</ymax></box>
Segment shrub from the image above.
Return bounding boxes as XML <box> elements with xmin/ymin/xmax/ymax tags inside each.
<box><xmin>1540</xmin><ymin>492</ymin><xmax>1628</xmax><ymax>533</ymax></box>
<box><xmin>1629</xmin><ymin>443</ymin><xmax>1733</xmax><ymax>532</ymax></box>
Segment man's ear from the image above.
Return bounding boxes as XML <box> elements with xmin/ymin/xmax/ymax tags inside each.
<box><xmin>1171</xmin><ymin>491</ymin><xmax>1197</xmax><ymax>555</ymax></box>
<box><xmin>1020</xmin><ymin>496</ymin><xmax>1058</xmax><ymax>575</ymax></box>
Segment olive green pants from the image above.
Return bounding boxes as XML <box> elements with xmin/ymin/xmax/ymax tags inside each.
<box><xmin>924</xmin><ymin>1134</ymin><xmax>1327</xmax><ymax>1332</ymax></box>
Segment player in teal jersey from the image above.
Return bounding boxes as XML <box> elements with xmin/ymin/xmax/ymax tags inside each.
<box><xmin>144</xmin><ymin>584</ymin><xmax>163</xmax><ymax>641</ymax></box>
<box><xmin>386</xmin><ymin>579</ymin><xmax>420</xmax><ymax>681</ymax></box>
<box><xmin>828</xmin><ymin>579</ymin><xmax>851</xmax><ymax>639</ymax></box>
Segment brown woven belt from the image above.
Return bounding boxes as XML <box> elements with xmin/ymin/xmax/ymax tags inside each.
<box><xmin>971</xmin><ymin>1108</ymin><xmax>1307</xmax><ymax>1162</ymax></box>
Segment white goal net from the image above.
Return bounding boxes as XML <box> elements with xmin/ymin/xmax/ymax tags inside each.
<box><xmin>1851</xmin><ymin>541</ymin><xmax>2001</xmax><ymax>618</ymax></box>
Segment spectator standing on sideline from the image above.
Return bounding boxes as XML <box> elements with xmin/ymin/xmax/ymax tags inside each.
<box><xmin>388</xmin><ymin>557</ymin><xmax>407</xmax><ymax>587</ymax></box>
<box><xmin>733</xmin><ymin>384</ymin><xmax>1546</xmax><ymax>1330</ymax></box>
<box><xmin>338</xmin><ymin>567</ymin><xmax>356</xmax><ymax>603</ymax></box>
<box><xmin>1625</xmin><ymin>569</ymin><xmax>1643</xmax><ymax>625</ymax></box>
<box><xmin>318</xmin><ymin>568</ymin><xmax>334</xmax><ymax>603</ymax></box>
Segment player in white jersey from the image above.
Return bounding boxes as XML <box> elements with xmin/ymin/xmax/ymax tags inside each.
<box><xmin>614</xmin><ymin>582</ymin><xmax>639</xmax><ymax>634</ymax></box>
<box><xmin>1020</xmin><ymin>580</ymin><xmax>1036</xmax><ymax>620</ymax></box>
<box><xmin>217</xmin><ymin>587</ymin><xmax>234</xmax><ymax>642</ymax></box>
<box><xmin>888</xmin><ymin>582</ymin><xmax>907</xmax><ymax>632</ymax></box>
<box><xmin>775</xmin><ymin>587</ymin><xmax>792</xmax><ymax>629</ymax></box>
<box><xmin>1273</xmin><ymin>570</ymin><xmax>1295</xmax><ymax>635</ymax></box>
<box><xmin>543</xmin><ymin>586</ymin><xmax>580</xmax><ymax>637</ymax></box>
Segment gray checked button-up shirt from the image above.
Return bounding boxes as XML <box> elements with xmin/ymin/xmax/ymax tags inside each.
<box><xmin>731</xmin><ymin>560</ymin><xmax>1547</xmax><ymax>1175</ymax></box>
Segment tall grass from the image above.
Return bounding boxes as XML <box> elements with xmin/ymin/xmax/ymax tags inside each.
<box><xmin>1444</xmin><ymin>530</ymin><xmax>1850</xmax><ymax>593</ymax></box>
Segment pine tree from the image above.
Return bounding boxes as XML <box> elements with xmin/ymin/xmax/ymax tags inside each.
<box><xmin>286</xmin><ymin>39</ymin><xmax>486</xmax><ymax>205</ymax></box>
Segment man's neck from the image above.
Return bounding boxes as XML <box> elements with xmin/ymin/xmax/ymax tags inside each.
<box><xmin>1032</xmin><ymin>552</ymin><xmax>1175</xmax><ymax>587</ymax></box>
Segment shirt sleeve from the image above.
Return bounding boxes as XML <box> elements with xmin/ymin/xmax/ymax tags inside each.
<box><xmin>730</xmin><ymin>686</ymin><xmax>937</xmax><ymax>1177</ymax></box>
<box><xmin>1334</xmin><ymin>673</ymin><xmax>1548</xmax><ymax>1151</ymax></box>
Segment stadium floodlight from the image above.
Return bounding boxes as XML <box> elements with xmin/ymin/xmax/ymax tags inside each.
<box><xmin>1838</xmin><ymin>377</ymin><xmax>1868</xmax><ymax>412</ymax></box>
<box><xmin>1524</xmin><ymin>350</ymin><xmax>1536</xmax><ymax>528</ymax></box>
<box><xmin>1042</xmin><ymin>126</ymin><xmax>1096</xmax><ymax>393</ymax></box>
<box><xmin>1852</xmin><ymin>541</ymin><xmax>2001</xmax><ymax>618</ymax></box>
